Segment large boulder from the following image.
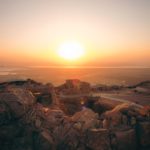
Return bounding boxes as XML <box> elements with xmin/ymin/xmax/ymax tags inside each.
<box><xmin>20</xmin><ymin>103</ymin><xmax>45</xmax><ymax>128</ymax></box>
<box><xmin>0</xmin><ymin>79</ymin><xmax>59</xmax><ymax>107</ymax></box>
<box><xmin>92</xmin><ymin>98</ymin><xmax>118</xmax><ymax>115</ymax></box>
<box><xmin>71</xmin><ymin>108</ymin><xmax>100</xmax><ymax>131</ymax></box>
<box><xmin>102</xmin><ymin>109</ymin><xmax>122</xmax><ymax>128</ymax></box>
<box><xmin>0</xmin><ymin>123</ymin><xmax>21</xmax><ymax>140</ymax></box>
<box><xmin>59</xmin><ymin>97</ymin><xmax>88</xmax><ymax>115</ymax></box>
<box><xmin>0</xmin><ymin>88</ymin><xmax>36</xmax><ymax>119</ymax></box>
<box><xmin>139</xmin><ymin>106</ymin><xmax>150</xmax><ymax>118</ymax></box>
<box><xmin>137</xmin><ymin>122</ymin><xmax>150</xmax><ymax>148</ymax></box>
<box><xmin>102</xmin><ymin>103</ymin><xmax>143</xmax><ymax>128</ymax></box>
<box><xmin>86</xmin><ymin>129</ymin><xmax>111</xmax><ymax>150</ymax></box>
<box><xmin>0</xmin><ymin>101</ymin><xmax>11</xmax><ymax>125</ymax></box>
<box><xmin>53</xmin><ymin>119</ymin><xmax>81</xmax><ymax>150</ymax></box>
<box><xmin>110</xmin><ymin>103</ymin><xmax>142</xmax><ymax>116</ymax></box>
<box><xmin>112</xmin><ymin>128</ymin><xmax>137</xmax><ymax>150</ymax></box>
<box><xmin>11</xmin><ymin>127</ymin><xmax>33</xmax><ymax>150</ymax></box>
<box><xmin>44</xmin><ymin>109</ymin><xmax>65</xmax><ymax>130</ymax></box>
<box><xmin>33</xmin><ymin>130</ymin><xmax>55</xmax><ymax>150</ymax></box>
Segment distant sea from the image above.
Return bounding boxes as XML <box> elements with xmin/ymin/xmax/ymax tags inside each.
<box><xmin>0</xmin><ymin>66</ymin><xmax>150</xmax><ymax>86</ymax></box>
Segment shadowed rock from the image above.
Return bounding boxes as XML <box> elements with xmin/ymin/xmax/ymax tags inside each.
<box><xmin>113</xmin><ymin>128</ymin><xmax>137</xmax><ymax>150</ymax></box>
<box><xmin>0</xmin><ymin>79</ymin><xmax>149</xmax><ymax>150</ymax></box>
<box><xmin>137</xmin><ymin>122</ymin><xmax>150</xmax><ymax>148</ymax></box>
<box><xmin>86</xmin><ymin>129</ymin><xmax>111</xmax><ymax>150</ymax></box>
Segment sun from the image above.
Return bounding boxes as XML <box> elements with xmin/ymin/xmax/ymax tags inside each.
<box><xmin>58</xmin><ymin>41</ymin><xmax>84</xmax><ymax>60</ymax></box>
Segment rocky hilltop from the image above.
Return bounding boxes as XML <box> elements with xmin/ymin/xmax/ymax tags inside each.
<box><xmin>0</xmin><ymin>79</ymin><xmax>150</xmax><ymax>150</ymax></box>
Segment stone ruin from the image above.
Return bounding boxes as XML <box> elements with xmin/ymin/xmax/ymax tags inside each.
<box><xmin>56</xmin><ymin>79</ymin><xmax>91</xmax><ymax>95</ymax></box>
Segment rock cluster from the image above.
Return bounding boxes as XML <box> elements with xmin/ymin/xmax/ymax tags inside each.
<box><xmin>0</xmin><ymin>79</ymin><xmax>150</xmax><ymax>150</ymax></box>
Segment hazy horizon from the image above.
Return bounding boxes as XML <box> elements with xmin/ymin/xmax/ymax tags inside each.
<box><xmin>0</xmin><ymin>65</ymin><xmax>150</xmax><ymax>69</ymax></box>
<box><xmin>0</xmin><ymin>67</ymin><xmax>150</xmax><ymax>85</ymax></box>
<box><xmin>0</xmin><ymin>0</ymin><xmax>150</xmax><ymax>67</ymax></box>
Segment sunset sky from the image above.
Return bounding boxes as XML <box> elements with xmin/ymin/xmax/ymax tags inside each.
<box><xmin>0</xmin><ymin>0</ymin><xmax>150</xmax><ymax>67</ymax></box>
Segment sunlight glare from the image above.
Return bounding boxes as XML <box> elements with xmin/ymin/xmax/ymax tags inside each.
<box><xmin>58</xmin><ymin>41</ymin><xmax>84</xmax><ymax>60</ymax></box>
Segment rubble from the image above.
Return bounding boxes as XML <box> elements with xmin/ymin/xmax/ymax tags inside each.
<box><xmin>0</xmin><ymin>87</ymin><xmax>36</xmax><ymax>119</ymax></box>
<box><xmin>86</xmin><ymin>129</ymin><xmax>111</xmax><ymax>150</ymax></box>
<box><xmin>112</xmin><ymin>128</ymin><xmax>137</xmax><ymax>150</ymax></box>
<box><xmin>71</xmin><ymin>108</ymin><xmax>100</xmax><ymax>131</ymax></box>
<box><xmin>137</xmin><ymin>122</ymin><xmax>150</xmax><ymax>148</ymax></box>
<box><xmin>0</xmin><ymin>79</ymin><xmax>149</xmax><ymax>150</ymax></box>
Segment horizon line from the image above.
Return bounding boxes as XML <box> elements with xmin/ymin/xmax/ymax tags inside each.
<box><xmin>28</xmin><ymin>65</ymin><xmax>150</xmax><ymax>69</ymax></box>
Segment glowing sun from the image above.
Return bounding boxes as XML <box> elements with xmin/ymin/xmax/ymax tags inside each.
<box><xmin>58</xmin><ymin>41</ymin><xmax>84</xmax><ymax>60</ymax></box>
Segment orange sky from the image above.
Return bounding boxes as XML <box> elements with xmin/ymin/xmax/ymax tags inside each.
<box><xmin>0</xmin><ymin>0</ymin><xmax>150</xmax><ymax>67</ymax></box>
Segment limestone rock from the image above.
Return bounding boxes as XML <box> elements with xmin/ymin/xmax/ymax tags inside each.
<box><xmin>86</xmin><ymin>129</ymin><xmax>111</xmax><ymax>150</ymax></box>
<box><xmin>113</xmin><ymin>128</ymin><xmax>137</xmax><ymax>150</ymax></box>
<box><xmin>103</xmin><ymin>103</ymin><xmax>143</xmax><ymax>128</ymax></box>
<box><xmin>137</xmin><ymin>122</ymin><xmax>150</xmax><ymax>148</ymax></box>
<box><xmin>0</xmin><ymin>123</ymin><xmax>21</xmax><ymax>140</ymax></box>
<box><xmin>0</xmin><ymin>88</ymin><xmax>36</xmax><ymax>119</ymax></box>
<box><xmin>103</xmin><ymin>110</ymin><xmax>122</xmax><ymax>128</ymax></box>
<box><xmin>72</xmin><ymin>108</ymin><xmax>100</xmax><ymax>131</ymax></box>
<box><xmin>33</xmin><ymin>130</ymin><xmax>55</xmax><ymax>150</ymax></box>
<box><xmin>44</xmin><ymin>109</ymin><xmax>65</xmax><ymax>130</ymax></box>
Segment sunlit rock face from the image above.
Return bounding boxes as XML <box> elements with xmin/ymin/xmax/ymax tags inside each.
<box><xmin>0</xmin><ymin>87</ymin><xmax>36</xmax><ymax>119</ymax></box>
<box><xmin>101</xmin><ymin>103</ymin><xmax>144</xmax><ymax>129</ymax></box>
<box><xmin>71</xmin><ymin>108</ymin><xmax>100</xmax><ymax>131</ymax></box>
<box><xmin>57</xmin><ymin>79</ymin><xmax>91</xmax><ymax>95</ymax></box>
<box><xmin>0</xmin><ymin>79</ymin><xmax>59</xmax><ymax>107</ymax></box>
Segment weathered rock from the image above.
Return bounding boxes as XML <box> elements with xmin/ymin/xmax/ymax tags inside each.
<box><xmin>37</xmin><ymin>94</ymin><xmax>53</xmax><ymax>106</ymax></box>
<box><xmin>137</xmin><ymin>122</ymin><xmax>150</xmax><ymax>148</ymax></box>
<box><xmin>59</xmin><ymin>97</ymin><xmax>84</xmax><ymax>115</ymax></box>
<box><xmin>12</xmin><ymin>136</ymin><xmax>33</xmax><ymax>150</ymax></box>
<box><xmin>0</xmin><ymin>88</ymin><xmax>36</xmax><ymax>119</ymax></box>
<box><xmin>33</xmin><ymin>130</ymin><xmax>55</xmax><ymax>150</ymax></box>
<box><xmin>113</xmin><ymin>128</ymin><xmax>137</xmax><ymax>150</ymax></box>
<box><xmin>139</xmin><ymin>106</ymin><xmax>150</xmax><ymax>118</ymax></box>
<box><xmin>0</xmin><ymin>79</ymin><xmax>58</xmax><ymax>107</ymax></box>
<box><xmin>103</xmin><ymin>110</ymin><xmax>122</xmax><ymax>128</ymax></box>
<box><xmin>34</xmin><ymin>84</ymin><xmax>59</xmax><ymax>106</ymax></box>
<box><xmin>92</xmin><ymin>99</ymin><xmax>115</xmax><ymax>115</ymax></box>
<box><xmin>43</xmin><ymin>109</ymin><xmax>65</xmax><ymax>130</ymax></box>
<box><xmin>86</xmin><ymin>128</ymin><xmax>111</xmax><ymax>150</ymax></box>
<box><xmin>121</xmin><ymin>115</ymin><xmax>128</xmax><ymax>125</ymax></box>
<box><xmin>111</xmin><ymin>103</ymin><xmax>142</xmax><ymax>115</ymax></box>
<box><xmin>0</xmin><ymin>123</ymin><xmax>21</xmax><ymax>140</ymax></box>
<box><xmin>20</xmin><ymin>103</ymin><xmax>45</xmax><ymax>128</ymax></box>
<box><xmin>53</xmin><ymin>119</ymin><xmax>81</xmax><ymax>150</ymax></box>
<box><xmin>72</xmin><ymin>108</ymin><xmax>100</xmax><ymax>131</ymax></box>
<box><xmin>0</xmin><ymin>102</ymin><xmax>11</xmax><ymax>125</ymax></box>
<box><xmin>0</xmin><ymin>80</ymin><xmax>149</xmax><ymax>150</ymax></box>
<box><xmin>102</xmin><ymin>103</ymin><xmax>143</xmax><ymax>128</ymax></box>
